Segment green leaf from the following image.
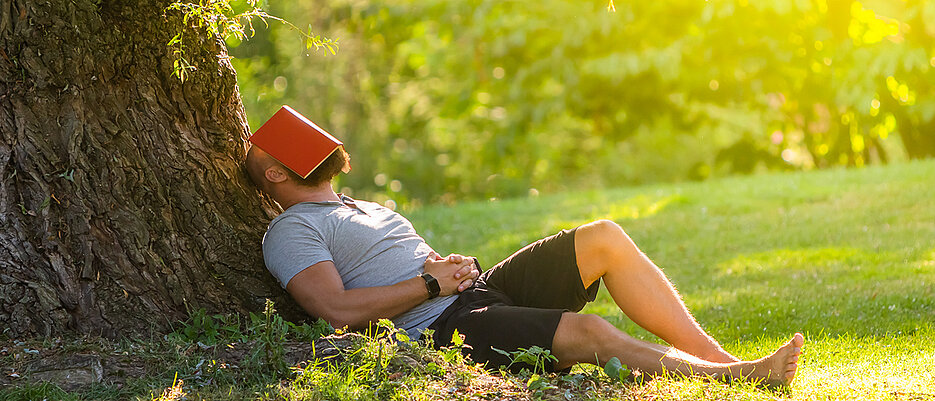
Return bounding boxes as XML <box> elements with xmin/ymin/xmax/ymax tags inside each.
<box><xmin>395</xmin><ymin>331</ymin><xmax>410</xmax><ymax>343</ymax></box>
<box><xmin>603</xmin><ymin>356</ymin><xmax>630</xmax><ymax>382</ymax></box>
<box><xmin>376</xmin><ymin>318</ymin><xmax>394</xmax><ymax>330</ymax></box>
<box><xmin>451</xmin><ymin>329</ymin><xmax>464</xmax><ymax>347</ymax></box>
<box><xmin>425</xmin><ymin>362</ymin><xmax>445</xmax><ymax>376</ymax></box>
<box><xmin>526</xmin><ymin>373</ymin><xmax>546</xmax><ymax>390</ymax></box>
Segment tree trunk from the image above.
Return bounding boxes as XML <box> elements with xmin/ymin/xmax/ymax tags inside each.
<box><xmin>0</xmin><ymin>0</ymin><xmax>300</xmax><ymax>338</ymax></box>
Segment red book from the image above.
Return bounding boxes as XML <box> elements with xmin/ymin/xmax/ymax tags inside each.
<box><xmin>248</xmin><ymin>105</ymin><xmax>344</xmax><ymax>178</ymax></box>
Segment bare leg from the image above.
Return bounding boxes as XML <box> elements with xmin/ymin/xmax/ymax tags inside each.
<box><xmin>552</xmin><ymin>313</ymin><xmax>804</xmax><ymax>386</ymax></box>
<box><xmin>574</xmin><ymin>220</ymin><xmax>738</xmax><ymax>363</ymax></box>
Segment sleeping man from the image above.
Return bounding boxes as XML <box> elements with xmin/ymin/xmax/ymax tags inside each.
<box><xmin>245</xmin><ymin>144</ymin><xmax>804</xmax><ymax>386</ymax></box>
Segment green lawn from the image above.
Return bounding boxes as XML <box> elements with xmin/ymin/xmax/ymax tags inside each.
<box><xmin>408</xmin><ymin>159</ymin><xmax>935</xmax><ymax>400</ymax></box>
<box><xmin>3</xmin><ymin>160</ymin><xmax>933</xmax><ymax>400</ymax></box>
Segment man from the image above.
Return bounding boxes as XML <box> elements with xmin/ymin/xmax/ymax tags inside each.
<box><xmin>245</xmin><ymin>145</ymin><xmax>804</xmax><ymax>386</ymax></box>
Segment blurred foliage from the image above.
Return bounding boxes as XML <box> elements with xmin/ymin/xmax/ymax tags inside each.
<box><xmin>228</xmin><ymin>0</ymin><xmax>935</xmax><ymax>207</ymax></box>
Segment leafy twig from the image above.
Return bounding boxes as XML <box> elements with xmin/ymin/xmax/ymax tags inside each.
<box><xmin>165</xmin><ymin>0</ymin><xmax>338</xmax><ymax>82</ymax></box>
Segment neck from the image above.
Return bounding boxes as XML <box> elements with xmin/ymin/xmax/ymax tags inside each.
<box><xmin>275</xmin><ymin>181</ymin><xmax>340</xmax><ymax>210</ymax></box>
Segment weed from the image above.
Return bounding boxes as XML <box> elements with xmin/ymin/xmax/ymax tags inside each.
<box><xmin>164</xmin><ymin>299</ymin><xmax>333</xmax><ymax>383</ymax></box>
<box><xmin>492</xmin><ymin>345</ymin><xmax>558</xmax><ymax>376</ymax></box>
<box><xmin>166</xmin><ymin>308</ymin><xmax>241</xmax><ymax>346</ymax></box>
<box><xmin>439</xmin><ymin>329</ymin><xmax>471</xmax><ymax>365</ymax></box>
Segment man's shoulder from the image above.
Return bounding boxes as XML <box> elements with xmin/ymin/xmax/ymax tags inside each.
<box><xmin>266</xmin><ymin>206</ymin><xmax>330</xmax><ymax>241</ymax></box>
<box><xmin>267</xmin><ymin>208</ymin><xmax>308</xmax><ymax>231</ymax></box>
<box><xmin>262</xmin><ymin>210</ymin><xmax>331</xmax><ymax>257</ymax></box>
<box><xmin>266</xmin><ymin>201</ymin><xmax>365</xmax><ymax>244</ymax></box>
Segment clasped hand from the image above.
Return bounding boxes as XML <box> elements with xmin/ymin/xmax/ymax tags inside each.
<box><xmin>423</xmin><ymin>252</ymin><xmax>479</xmax><ymax>296</ymax></box>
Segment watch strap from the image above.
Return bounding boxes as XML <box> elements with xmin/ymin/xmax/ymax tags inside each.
<box><xmin>420</xmin><ymin>273</ymin><xmax>440</xmax><ymax>299</ymax></box>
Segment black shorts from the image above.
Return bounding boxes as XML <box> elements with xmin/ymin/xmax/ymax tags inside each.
<box><xmin>427</xmin><ymin>228</ymin><xmax>599</xmax><ymax>372</ymax></box>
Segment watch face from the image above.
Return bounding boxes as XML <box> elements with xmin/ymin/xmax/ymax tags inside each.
<box><xmin>423</xmin><ymin>274</ymin><xmax>440</xmax><ymax>297</ymax></box>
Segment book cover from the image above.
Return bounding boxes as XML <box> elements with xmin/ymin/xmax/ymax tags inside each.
<box><xmin>248</xmin><ymin>105</ymin><xmax>344</xmax><ymax>178</ymax></box>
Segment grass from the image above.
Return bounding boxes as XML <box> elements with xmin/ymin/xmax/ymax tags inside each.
<box><xmin>410</xmin><ymin>159</ymin><xmax>935</xmax><ymax>400</ymax></box>
<box><xmin>2</xmin><ymin>159</ymin><xmax>934</xmax><ymax>400</ymax></box>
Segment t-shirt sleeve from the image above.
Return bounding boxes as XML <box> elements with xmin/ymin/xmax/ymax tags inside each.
<box><xmin>262</xmin><ymin>216</ymin><xmax>333</xmax><ymax>288</ymax></box>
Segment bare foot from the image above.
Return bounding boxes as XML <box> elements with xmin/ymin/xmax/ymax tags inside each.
<box><xmin>744</xmin><ymin>333</ymin><xmax>805</xmax><ymax>386</ymax></box>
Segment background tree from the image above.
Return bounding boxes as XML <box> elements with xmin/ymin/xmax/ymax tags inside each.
<box><xmin>0</xmin><ymin>0</ymin><xmax>300</xmax><ymax>337</ymax></box>
<box><xmin>233</xmin><ymin>0</ymin><xmax>934</xmax><ymax>207</ymax></box>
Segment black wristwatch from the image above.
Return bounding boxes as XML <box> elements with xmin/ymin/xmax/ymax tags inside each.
<box><xmin>420</xmin><ymin>273</ymin><xmax>440</xmax><ymax>299</ymax></box>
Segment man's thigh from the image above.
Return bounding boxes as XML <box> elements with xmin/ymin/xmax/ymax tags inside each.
<box><xmin>481</xmin><ymin>227</ymin><xmax>598</xmax><ymax>311</ymax></box>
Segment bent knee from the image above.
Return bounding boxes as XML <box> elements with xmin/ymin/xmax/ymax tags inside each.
<box><xmin>558</xmin><ymin>313</ymin><xmax>618</xmax><ymax>343</ymax></box>
<box><xmin>578</xmin><ymin>313</ymin><xmax>614</xmax><ymax>337</ymax></box>
<box><xmin>580</xmin><ymin>219</ymin><xmax>621</xmax><ymax>235</ymax></box>
<box><xmin>553</xmin><ymin>313</ymin><xmax>623</xmax><ymax>365</ymax></box>
<box><xmin>577</xmin><ymin>219</ymin><xmax>632</xmax><ymax>255</ymax></box>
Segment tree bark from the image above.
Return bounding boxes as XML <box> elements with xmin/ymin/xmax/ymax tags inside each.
<box><xmin>0</xmin><ymin>0</ymin><xmax>300</xmax><ymax>337</ymax></box>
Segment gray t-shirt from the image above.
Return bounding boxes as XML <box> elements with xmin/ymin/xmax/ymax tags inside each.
<box><xmin>262</xmin><ymin>194</ymin><xmax>457</xmax><ymax>337</ymax></box>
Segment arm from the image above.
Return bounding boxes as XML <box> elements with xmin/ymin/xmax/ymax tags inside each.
<box><xmin>286</xmin><ymin>255</ymin><xmax>478</xmax><ymax>330</ymax></box>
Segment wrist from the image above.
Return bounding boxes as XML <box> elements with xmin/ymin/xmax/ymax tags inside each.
<box><xmin>420</xmin><ymin>273</ymin><xmax>440</xmax><ymax>299</ymax></box>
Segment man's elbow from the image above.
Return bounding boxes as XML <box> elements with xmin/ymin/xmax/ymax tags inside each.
<box><xmin>325</xmin><ymin>317</ymin><xmax>354</xmax><ymax>331</ymax></box>
<box><xmin>319</xmin><ymin>310</ymin><xmax>366</xmax><ymax>332</ymax></box>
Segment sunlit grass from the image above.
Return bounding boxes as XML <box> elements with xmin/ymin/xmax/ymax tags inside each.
<box><xmin>409</xmin><ymin>159</ymin><xmax>935</xmax><ymax>400</ymax></box>
<box><xmin>4</xmin><ymin>161</ymin><xmax>931</xmax><ymax>400</ymax></box>
<box><xmin>793</xmin><ymin>333</ymin><xmax>935</xmax><ymax>400</ymax></box>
